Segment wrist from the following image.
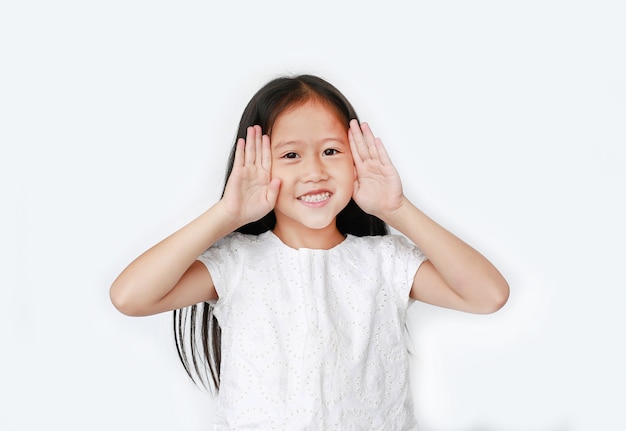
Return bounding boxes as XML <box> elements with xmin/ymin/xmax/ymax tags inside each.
<box><xmin>379</xmin><ymin>196</ymin><xmax>414</xmax><ymax>228</ymax></box>
<box><xmin>210</xmin><ymin>200</ymin><xmax>247</xmax><ymax>233</ymax></box>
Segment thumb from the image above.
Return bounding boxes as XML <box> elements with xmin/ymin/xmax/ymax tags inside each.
<box><xmin>267</xmin><ymin>178</ymin><xmax>282</xmax><ymax>205</ymax></box>
<box><xmin>352</xmin><ymin>178</ymin><xmax>360</xmax><ymax>199</ymax></box>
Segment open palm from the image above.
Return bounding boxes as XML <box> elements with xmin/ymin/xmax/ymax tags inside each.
<box><xmin>222</xmin><ymin>125</ymin><xmax>281</xmax><ymax>226</ymax></box>
<box><xmin>348</xmin><ymin>120</ymin><xmax>404</xmax><ymax>219</ymax></box>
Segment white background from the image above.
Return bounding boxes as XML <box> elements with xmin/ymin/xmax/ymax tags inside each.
<box><xmin>2</xmin><ymin>1</ymin><xmax>624</xmax><ymax>430</ymax></box>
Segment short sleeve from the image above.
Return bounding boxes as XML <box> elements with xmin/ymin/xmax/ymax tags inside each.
<box><xmin>386</xmin><ymin>235</ymin><xmax>428</xmax><ymax>300</ymax></box>
<box><xmin>196</xmin><ymin>233</ymin><xmax>243</xmax><ymax>305</ymax></box>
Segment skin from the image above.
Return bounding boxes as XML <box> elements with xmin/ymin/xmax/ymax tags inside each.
<box><xmin>110</xmin><ymin>101</ymin><xmax>509</xmax><ymax>316</ymax></box>
<box><xmin>270</xmin><ymin>100</ymin><xmax>355</xmax><ymax>249</ymax></box>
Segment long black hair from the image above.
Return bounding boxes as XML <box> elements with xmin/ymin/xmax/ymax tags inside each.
<box><xmin>173</xmin><ymin>74</ymin><xmax>388</xmax><ymax>393</ymax></box>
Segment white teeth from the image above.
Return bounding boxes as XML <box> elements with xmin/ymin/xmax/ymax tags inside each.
<box><xmin>298</xmin><ymin>192</ymin><xmax>330</xmax><ymax>203</ymax></box>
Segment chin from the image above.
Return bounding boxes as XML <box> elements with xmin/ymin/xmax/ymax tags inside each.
<box><xmin>282</xmin><ymin>214</ymin><xmax>338</xmax><ymax>232</ymax></box>
<box><xmin>301</xmin><ymin>219</ymin><xmax>337</xmax><ymax>231</ymax></box>
<box><xmin>275</xmin><ymin>206</ymin><xmax>345</xmax><ymax>233</ymax></box>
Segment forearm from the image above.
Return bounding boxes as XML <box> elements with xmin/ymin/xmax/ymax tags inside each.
<box><xmin>109</xmin><ymin>201</ymin><xmax>238</xmax><ymax>314</ymax></box>
<box><xmin>382</xmin><ymin>197</ymin><xmax>509</xmax><ymax>309</ymax></box>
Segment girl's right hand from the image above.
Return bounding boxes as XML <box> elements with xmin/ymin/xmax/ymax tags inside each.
<box><xmin>220</xmin><ymin>125</ymin><xmax>281</xmax><ymax>227</ymax></box>
<box><xmin>111</xmin><ymin>126</ymin><xmax>280</xmax><ymax>316</ymax></box>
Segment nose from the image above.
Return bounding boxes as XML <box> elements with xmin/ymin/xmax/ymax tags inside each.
<box><xmin>301</xmin><ymin>156</ymin><xmax>328</xmax><ymax>182</ymax></box>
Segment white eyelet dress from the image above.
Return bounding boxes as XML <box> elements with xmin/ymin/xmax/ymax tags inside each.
<box><xmin>198</xmin><ymin>231</ymin><xmax>427</xmax><ymax>430</ymax></box>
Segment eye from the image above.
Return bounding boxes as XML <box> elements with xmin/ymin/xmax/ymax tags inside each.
<box><xmin>282</xmin><ymin>152</ymin><xmax>299</xmax><ymax>159</ymax></box>
<box><xmin>323</xmin><ymin>148</ymin><xmax>339</xmax><ymax>156</ymax></box>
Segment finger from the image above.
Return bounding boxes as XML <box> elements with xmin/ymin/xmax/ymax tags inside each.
<box><xmin>244</xmin><ymin>126</ymin><xmax>256</xmax><ymax>166</ymax></box>
<box><xmin>348</xmin><ymin>128</ymin><xmax>363</xmax><ymax>166</ymax></box>
<box><xmin>349</xmin><ymin>119</ymin><xmax>368</xmax><ymax>162</ymax></box>
<box><xmin>261</xmin><ymin>133</ymin><xmax>271</xmax><ymax>171</ymax></box>
<box><xmin>233</xmin><ymin>138</ymin><xmax>245</xmax><ymax>168</ymax></box>
<box><xmin>266</xmin><ymin>178</ymin><xmax>282</xmax><ymax>206</ymax></box>
<box><xmin>352</xmin><ymin>177</ymin><xmax>360</xmax><ymax>198</ymax></box>
<box><xmin>254</xmin><ymin>125</ymin><xmax>263</xmax><ymax>166</ymax></box>
<box><xmin>374</xmin><ymin>137</ymin><xmax>393</xmax><ymax>166</ymax></box>
<box><xmin>360</xmin><ymin>122</ymin><xmax>380</xmax><ymax>160</ymax></box>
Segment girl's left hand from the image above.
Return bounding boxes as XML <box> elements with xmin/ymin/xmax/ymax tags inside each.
<box><xmin>348</xmin><ymin>119</ymin><xmax>405</xmax><ymax>219</ymax></box>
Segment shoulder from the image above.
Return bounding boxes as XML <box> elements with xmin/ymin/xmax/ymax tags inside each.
<box><xmin>200</xmin><ymin>231</ymin><xmax>274</xmax><ymax>260</ymax></box>
<box><xmin>346</xmin><ymin>234</ymin><xmax>427</xmax><ymax>271</ymax></box>
<box><xmin>214</xmin><ymin>230</ymin><xmax>273</xmax><ymax>248</ymax></box>
<box><xmin>347</xmin><ymin>234</ymin><xmax>421</xmax><ymax>254</ymax></box>
<box><xmin>196</xmin><ymin>231</ymin><xmax>276</xmax><ymax>304</ymax></box>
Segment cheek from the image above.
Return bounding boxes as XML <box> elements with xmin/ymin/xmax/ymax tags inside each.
<box><xmin>339</xmin><ymin>163</ymin><xmax>355</xmax><ymax>196</ymax></box>
<box><xmin>343</xmin><ymin>160</ymin><xmax>356</xmax><ymax>182</ymax></box>
<box><xmin>347</xmin><ymin>177</ymin><xmax>355</xmax><ymax>195</ymax></box>
<box><xmin>269</xmin><ymin>163</ymin><xmax>282</xmax><ymax>180</ymax></box>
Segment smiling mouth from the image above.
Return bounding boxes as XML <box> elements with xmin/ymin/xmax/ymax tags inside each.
<box><xmin>297</xmin><ymin>192</ymin><xmax>331</xmax><ymax>203</ymax></box>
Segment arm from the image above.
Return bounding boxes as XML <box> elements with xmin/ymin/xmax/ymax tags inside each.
<box><xmin>110</xmin><ymin>126</ymin><xmax>281</xmax><ymax>316</ymax></box>
<box><xmin>348</xmin><ymin>120</ymin><xmax>509</xmax><ymax>314</ymax></box>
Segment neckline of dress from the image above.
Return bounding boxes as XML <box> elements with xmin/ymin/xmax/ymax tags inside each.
<box><xmin>265</xmin><ymin>230</ymin><xmax>352</xmax><ymax>252</ymax></box>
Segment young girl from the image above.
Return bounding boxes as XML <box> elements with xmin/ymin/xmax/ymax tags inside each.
<box><xmin>110</xmin><ymin>74</ymin><xmax>509</xmax><ymax>430</ymax></box>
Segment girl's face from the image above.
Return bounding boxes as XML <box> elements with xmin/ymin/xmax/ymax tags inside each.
<box><xmin>270</xmin><ymin>100</ymin><xmax>354</xmax><ymax>244</ymax></box>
